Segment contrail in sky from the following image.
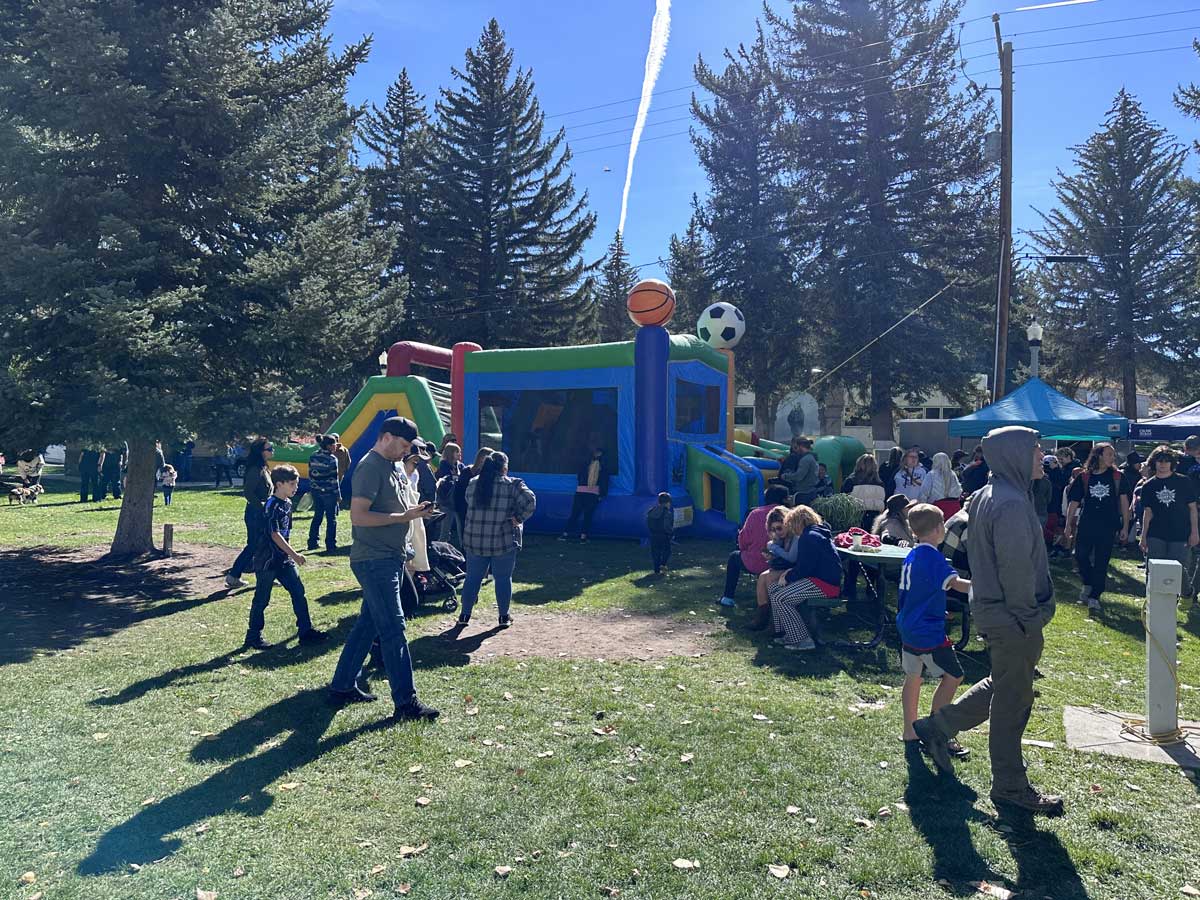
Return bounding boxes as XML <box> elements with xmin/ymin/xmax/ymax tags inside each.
<box><xmin>618</xmin><ymin>0</ymin><xmax>671</xmax><ymax>236</ymax></box>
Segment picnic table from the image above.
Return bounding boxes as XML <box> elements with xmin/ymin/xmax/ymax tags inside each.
<box><xmin>813</xmin><ymin>544</ymin><xmax>971</xmax><ymax>651</ymax></box>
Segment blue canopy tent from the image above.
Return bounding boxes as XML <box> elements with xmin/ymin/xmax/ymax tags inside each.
<box><xmin>1131</xmin><ymin>400</ymin><xmax>1200</xmax><ymax>441</ymax></box>
<box><xmin>948</xmin><ymin>378</ymin><xmax>1128</xmax><ymax>440</ymax></box>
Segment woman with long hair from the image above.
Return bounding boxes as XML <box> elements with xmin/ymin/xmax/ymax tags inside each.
<box><xmin>841</xmin><ymin>453</ymin><xmax>887</xmax><ymax>531</ymax></box>
<box><xmin>766</xmin><ymin>505</ymin><xmax>842</xmax><ymax>651</ymax></box>
<box><xmin>1064</xmin><ymin>442</ymin><xmax>1131</xmax><ymax>611</ymax></box>
<box><xmin>456</xmin><ymin>451</ymin><xmax>537</xmax><ymax>629</ymax></box>
<box><xmin>873</xmin><ymin>494</ymin><xmax>916</xmax><ymax>547</ymax></box>
<box><xmin>452</xmin><ymin>447</ymin><xmax>493</xmax><ymax>547</ymax></box>
<box><xmin>227</xmin><ymin>437</ymin><xmax>275</xmax><ymax>588</ymax></box>
<box><xmin>923</xmin><ymin>452</ymin><xmax>963</xmax><ymax>517</ymax></box>
<box><xmin>879</xmin><ymin>446</ymin><xmax>903</xmax><ymax>498</ymax></box>
<box><xmin>894</xmin><ymin>447</ymin><xmax>927</xmax><ymax>502</ymax></box>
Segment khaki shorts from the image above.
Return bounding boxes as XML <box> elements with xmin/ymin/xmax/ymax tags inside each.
<box><xmin>901</xmin><ymin>644</ymin><xmax>963</xmax><ymax>679</ymax></box>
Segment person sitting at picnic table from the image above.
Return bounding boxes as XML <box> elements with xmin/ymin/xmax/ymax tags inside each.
<box><xmin>841</xmin><ymin>453</ymin><xmax>887</xmax><ymax>531</ymax></box>
<box><xmin>922</xmin><ymin>452</ymin><xmax>962</xmax><ymax>518</ymax></box>
<box><xmin>766</xmin><ymin>505</ymin><xmax>842</xmax><ymax>652</ymax></box>
<box><xmin>778</xmin><ymin>437</ymin><xmax>819</xmax><ymax>505</ymax></box>
<box><xmin>873</xmin><ymin>494</ymin><xmax>916</xmax><ymax>547</ymax></box>
<box><xmin>717</xmin><ymin>484</ymin><xmax>791</xmax><ymax>614</ymax></box>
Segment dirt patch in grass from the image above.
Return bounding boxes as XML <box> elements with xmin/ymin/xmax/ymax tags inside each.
<box><xmin>413</xmin><ymin>610</ymin><xmax>717</xmax><ymax>665</ymax></box>
<box><xmin>0</xmin><ymin>543</ymin><xmax>234</xmax><ymax>665</ymax></box>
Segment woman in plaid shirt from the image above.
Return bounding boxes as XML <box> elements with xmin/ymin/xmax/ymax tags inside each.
<box><xmin>455</xmin><ymin>451</ymin><xmax>537</xmax><ymax>629</ymax></box>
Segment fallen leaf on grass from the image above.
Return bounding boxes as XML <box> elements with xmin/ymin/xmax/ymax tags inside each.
<box><xmin>92</xmin><ymin>733</ymin><xmax>109</xmax><ymax>741</ymax></box>
<box><xmin>279</xmin><ymin>782</ymin><xmax>300</xmax><ymax>791</ymax></box>
<box><xmin>195</xmin><ymin>822</ymin><xmax>210</xmax><ymax>834</ymax></box>
<box><xmin>232</xmin><ymin>867</ymin><xmax>245</xmax><ymax>878</ymax></box>
<box><xmin>408</xmin><ymin>764</ymin><xmax>423</xmax><ymax>774</ymax></box>
<box><xmin>672</xmin><ymin>859</ymin><xmax>699</xmax><ymax>871</ymax></box>
<box><xmin>465</xmin><ymin>707</ymin><xmax>479</xmax><ymax>716</ymax></box>
<box><xmin>679</xmin><ymin>753</ymin><xmax>694</xmax><ymax>764</ymax></box>
<box><xmin>1125</xmin><ymin>782</ymin><xmax>1143</xmax><ymax>792</ymax></box>
<box><xmin>971</xmin><ymin>881</ymin><xmax>1013</xmax><ymax>899</ymax></box>
<box><xmin>593</xmin><ymin>725</ymin><xmax>617</xmax><ymax>736</ymax></box>
<box><xmin>878</xmin><ymin>761</ymin><xmax>888</xmax><ymax>769</ymax></box>
<box><xmin>876</xmin><ymin>807</ymin><xmax>892</xmax><ymax>819</ymax></box>
<box><xmin>29</xmin><ymin>893</ymin><xmax>43</xmax><ymax>900</ymax></box>
<box><xmin>537</xmin><ymin>750</ymin><xmax>554</xmax><ymax>759</ymax></box>
<box><xmin>397</xmin><ymin>843</ymin><xmax>429</xmax><ymax>858</ymax></box>
<box><xmin>853</xmin><ymin>817</ymin><xmax>874</xmax><ymax>829</ymax></box>
<box><xmin>352</xmin><ymin>890</ymin><xmax>371</xmax><ymax>900</ymax></box>
<box><xmin>503</xmin><ymin>692</ymin><xmax>514</xmax><ymax>701</ymax></box>
<box><xmin>495</xmin><ymin>866</ymin><xmax>512</xmax><ymax>878</ymax></box>
<box><xmin>454</xmin><ymin>759</ymin><xmax>474</xmax><ymax>768</ymax></box>
<box><xmin>894</xmin><ymin>801</ymin><xmax>909</xmax><ymax>812</ymax></box>
<box><xmin>767</xmin><ymin>864</ymin><xmax>791</xmax><ymax>879</ymax></box>
<box><xmin>20</xmin><ymin>872</ymin><xmax>36</xmax><ymax>885</ymax></box>
<box><xmin>415</xmin><ymin>796</ymin><xmax>431</xmax><ymax>807</ymax></box>
<box><xmin>752</xmin><ymin>713</ymin><xmax>769</xmax><ymax>721</ymax></box>
<box><xmin>141</xmin><ymin>797</ymin><xmax>156</xmax><ymax>806</ymax></box>
<box><xmin>370</xmin><ymin>864</ymin><xmax>387</xmax><ymax>875</ymax></box>
<box><xmin>1089</xmin><ymin>784</ymin><xmax>1103</xmax><ymax>794</ymax></box>
<box><xmin>1021</xmin><ymin>739</ymin><xmax>1055</xmax><ymax>749</ymax></box>
<box><xmin>397</xmin><ymin>886</ymin><xmax>411</xmax><ymax>896</ymax></box>
<box><xmin>599</xmin><ymin>887</ymin><xmax>621</xmax><ymax>897</ymax></box>
<box><xmin>676</xmin><ymin>684</ymin><xmax>686</xmax><ymax>692</ymax></box>
<box><xmin>196</xmin><ymin>890</ymin><xmax>217</xmax><ymax>900</ymax></box>
<box><xmin>805</xmin><ymin>817</ymin><xmax>818</xmax><ymax>825</ymax></box>
<box><xmin>1181</xmin><ymin>886</ymin><xmax>1200</xmax><ymax>897</ymax></box>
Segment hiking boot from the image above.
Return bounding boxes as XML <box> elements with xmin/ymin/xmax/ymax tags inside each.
<box><xmin>913</xmin><ymin>717</ymin><xmax>954</xmax><ymax>774</ymax></box>
<box><xmin>990</xmin><ymin>785</ymin><xmax>1064</xmax><ymax>816</ymax></box>
<box><xmin>225</xmin><ymin>574</ymin><xmax>248</xmax><ymax>589</ymax></box>
<box><xmin>391</xmin><ymin>697</ymin><xmax>441</xmax><ymax>722</ymax></box>
<box><xmin>298</xmin><ymin>628</ymin><xmax>328</xmax><ymax>645</ymax></box>
<box><xmin>243</xmin><ymin>633</ymin><xmax>271</xmax><ymax>651</ymax></box>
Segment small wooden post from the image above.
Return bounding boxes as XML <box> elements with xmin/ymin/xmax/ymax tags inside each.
<box><xmin>162</xmin><ymin>523</ymin><xmax>174</xmax><ymax>558</ymax></box>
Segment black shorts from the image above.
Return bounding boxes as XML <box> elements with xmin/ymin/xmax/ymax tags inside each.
<box><xmin>901</xmin><ymin>643</ymin><xmax>963</xmax><ymax>679</ymax></box>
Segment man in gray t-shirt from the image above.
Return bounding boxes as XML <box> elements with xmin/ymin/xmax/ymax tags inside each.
<box><xmin>329</xmin><ymin>416</ymin><xmax>439</xmax><ymax>722</ymax></box>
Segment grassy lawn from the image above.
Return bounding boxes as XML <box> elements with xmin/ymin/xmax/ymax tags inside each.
<box><xmin>1</xmin><ymin>478</ymin><xmax>1198</xmax><ymax>899</ymax></box>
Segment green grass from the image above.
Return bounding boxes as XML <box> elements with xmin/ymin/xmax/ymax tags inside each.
<box><xmin>2</xmin><ymin>478</ymin><xmax>1199</xmax><ymax>899</ymax></box>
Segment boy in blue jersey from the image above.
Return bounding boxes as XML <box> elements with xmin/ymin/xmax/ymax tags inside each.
<box><xmin>899</xmin><ymin>504</ymin><xmax>971</xmax><ymax>750</ymax></box>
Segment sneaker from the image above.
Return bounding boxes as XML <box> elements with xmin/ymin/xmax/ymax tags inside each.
<box><xmin>391</xmin><ymin>697</ymin><xmax>441</xmax><ymax>722</ymax></box>
<box><xmin>298</xmin><ymin>628</ymin><xmax>328</xmax><ymax>645</ymax></box>
<box><xmin>225</xmin><ymin>574</ymin><xmax>248</xmax><ymax>589</ymax></box>
<box><xmin>946</xmin><ymin>739</ymin><xmax>970</xmax><ymax>759</ymax></box>
<box><xmin>990</xmin><ymin>785</ymin><xmax>1064</xmax><ymax>816</ymax></box>
<box><xmin>1087</xmin><ymin>596</ymin><xmax>1101</xmax><ymax>612</ymax></box>
<box><xmin>1078</xmin><ymin>586</ymin><xmax>1091</xmax><ymax>604</ymax></box>
<box><xmin>328</xmin><ymin>681</ymin><xmax>378</xmax><ymax>704</ymax></box>
<box><xmin>913</xmin><ymin>717</ymin><xmax>954</xmax><ymax>774</ymax></box>
<box><xmin>306</xmin><ymin>543</ymin><xmax>319</xmax><ymax>551</ymax></box>
<box><xmin>772</xmin><ymin>636</ymin><xmax>788</xmax><ymax>645</ymax></box>
<box><xmin>243</xmin><ymin>633</ymin><xmax>271</xmax><ymax>651</ymax></box>
<box><xmin>498</xmin><ymin>615</ymin><xmax>514</xmax><ymax>629</ymax></box>
<box><xmin>785</xmin><ymin>639</ymin><xmax>816</xmax><ymax>651</ymax></box>
<box><xmin>718</xmin><ymin>596</ymin><xmax>737</xmax><ymax>608</ymax></box>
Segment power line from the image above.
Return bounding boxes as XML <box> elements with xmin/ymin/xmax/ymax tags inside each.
<box><xmin>1014</xmin><ymin>43</ymin><xmax>1196</xmax><ymax>68</ymax></box>
<box><xmin>1015</xmin><ymin>24</ymin><xmax>1200</xmax><ymax>54</ymax></box>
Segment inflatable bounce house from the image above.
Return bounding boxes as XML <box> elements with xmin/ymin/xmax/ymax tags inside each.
<box><xmin>273</xmin><ymin>281</ymin><xmax>863</xmax><ymax>539</ymax></box>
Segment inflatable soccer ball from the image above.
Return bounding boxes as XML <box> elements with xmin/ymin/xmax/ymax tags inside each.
<box><xmin>696</xmin><ymin>302</ymin><xmax>745</xmax><ymax>350</ymax></box>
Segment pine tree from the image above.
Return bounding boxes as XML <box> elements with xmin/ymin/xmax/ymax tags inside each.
<box><xmin>665</xmin><ymin>201</ymin><xmax>717</xmax><ymax>332</ymax></box>
<box><xmin>0</xmin><ymin>1</ymin><xmax>397</xmax><ymax>556</ymax></box>
<box><xmin>360</xmin><ymin>68</ymin><xmax>433</xmax><ymax>343</ymax></box>
<box><xmin>427</xmin><ymin>19</ymin><xmax>596</xmax><ymax>349</ymax></box>
<box><xmin>765</xmin><ymin>0</ymin><xmax>997</xmax><ymax>439</ymax></box>
<box><xmin>597</xmin><ymin>231</ymin><xmax>639</xmax><ymax>342</ymax></box>
<box><xmin>1032</xmin><ymin>90</ymin><xmax>1195</xmax><ymax>417</ymax></box>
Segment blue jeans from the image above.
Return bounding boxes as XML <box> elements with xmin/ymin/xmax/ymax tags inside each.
<box><xmin>307</xmin><ymin>491</ymin><xmax>339</xmax><ymax>549</ymax></box>
<box><xmin>459</xmin><ymin>550</ymin><xmax>518</xmax><ymax>621</ymax></box>
<box><xmin>163</xmin><ymin>486</ymin><xmax>173</xmax><ymax>506</ymax></box>
<box><xmin>247</xmin><ymin>559</ymin><xmax>313</xmax><ymax>638</ymax></box>
<box><xmin>230</xmin><ymin>504</ymin><xmax>264</xmax><ymax>579</ymax></box>
<box><xmin>332</xmin><ymin>558</ymin><xmax>418</xmax><ymax>708</ymax></box>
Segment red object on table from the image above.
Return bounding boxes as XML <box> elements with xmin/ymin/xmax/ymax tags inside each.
<box><xmin>833</xmin><ymin>528</ymin><xmax>881</xmax><ymax>549</ymax></box>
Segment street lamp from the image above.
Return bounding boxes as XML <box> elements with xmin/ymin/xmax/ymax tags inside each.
<box><xmin>1027</xmin><ymin>320</ymin><xmax>1044</xmax><ymax>379</ymax></box>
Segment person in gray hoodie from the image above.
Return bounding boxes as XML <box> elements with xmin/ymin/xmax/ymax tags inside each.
<box><xmin>913</xmin><ymin>426</ymin><xmax>1062</xmax><ymax>815</ymax></box>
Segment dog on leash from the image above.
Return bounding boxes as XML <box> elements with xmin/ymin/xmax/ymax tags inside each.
<box><xmin>8</xmin><ymin>484</ymin><xmax>45</xmax><ymax>505</ymax></box>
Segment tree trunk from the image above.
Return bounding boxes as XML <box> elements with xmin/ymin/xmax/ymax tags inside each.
<box><xmin>754</xmin><ymin>390</ymin><xmax>774</xmax><ymax>440</ymax></box>
<box><xmin>1122</xmin><ymin>359</ymin><xmax>1138</xmax><ymax>421</ymax></box>
<box><xmin>108</xmin><ymin>438</ymin><xmax>158</xmax><ymax>559</ymax></box>
<box><xmin>818</xmin><ymin>382</ymin><xmax>846</xmax><ymax>435</ymax></box>
<box><xmin>870</xmin><ymin>367</ymin><xmax>894</xmax><ymax>443</ymax></box>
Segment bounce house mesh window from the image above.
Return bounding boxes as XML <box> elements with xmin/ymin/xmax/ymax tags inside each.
<box><xmin>675</xmin><ymin>380</ymin><xmax>722</xmax><ymax>435</ymax></box>
<box><xmin>479</xmin><ymin>388</ymin><xmax>620</xmax><ymax>476</ymax></box>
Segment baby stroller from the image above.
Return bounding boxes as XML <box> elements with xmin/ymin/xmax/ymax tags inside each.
<box><xmin>414</xmin><ymin>540</ymin><xmax>466</xmax><ymax>613</ymax></box>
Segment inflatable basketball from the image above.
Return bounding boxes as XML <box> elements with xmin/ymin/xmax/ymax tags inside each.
<box><xmin>626</xmin><ymin>279</ymin><xmax>676</xmax><ymax>327</ymax></box>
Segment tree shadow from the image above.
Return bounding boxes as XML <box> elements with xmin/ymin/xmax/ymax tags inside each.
<box><xmin>0</xmin><ymin>545</ymin><xmax>229</xmax><ymax>665</ymax></box>
<box><xmin>407</xmin><ymin>623</ymin><xmax>506</xmax><ymax>669</ymax></box>
<box><xmin>904</xmin><ymin>743</ymin><xmax>1090</xmax><ymax>898</ymax></box>
<box><xmin>77</xmin><ymin>688</ymin><xmax>386</xmax><ymax>875</ymax></box>
<box><xmin>89</xmin><ymin>612</ymin><xmax>359</xmax><ymax>708</ymax></box>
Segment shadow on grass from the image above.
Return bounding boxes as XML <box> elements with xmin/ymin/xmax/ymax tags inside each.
<box><xmin>89</xmin><ymin>611</ymin><xmax>360</xmax><ymax>708</ymax></box>
<box><xmin>904</xmin><ymin>743</ymin><xmax>1090</xmax><ymax>898</ymax></box>
<box><xmin>408</xmin><ymin>623</ymin><xmax>506</xmax><ymax>669</ymax></box>
<box><xmin>0</xmin><ymin>545</ymin><xmax>230</xmax><ymax>665</ymax></box>
<box><xmin>77</xmin><ymin>688</ymin><xmax>389</xmax><ymax>875</ymax></box>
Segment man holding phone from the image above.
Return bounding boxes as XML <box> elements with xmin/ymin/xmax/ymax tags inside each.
<box><xmin>329</xmin><ymin>417</ymin><xmax>440</xmax><ymax>722</ymax></box>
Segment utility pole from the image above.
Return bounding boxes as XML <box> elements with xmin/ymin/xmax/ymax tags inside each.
<box><xmin>992</xmin><ymin>14</ymin><xmax>1013</xmax><ymax>403</ymax></box>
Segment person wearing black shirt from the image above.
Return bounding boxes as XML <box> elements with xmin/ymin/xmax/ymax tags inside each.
<box><xmin>1139</xmin><ymin>445</ymin><xmax>1199</xmax><ymax>600</ymax></box>
<box><xmin>1064</xmin><ymin>443</ymin><xmax>1131</xmax><ymax>611</ymax></box>
<box><xmin>960</xmin><ymin>445</ymin><xmax>989</xmax><ymax>495</ymax></box>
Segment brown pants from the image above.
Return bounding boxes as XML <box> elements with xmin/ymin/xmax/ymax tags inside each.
<box><xmin>931</xmin><ymin>623</ymin><xmax>1044</xmax><ymax>792</ymax></box>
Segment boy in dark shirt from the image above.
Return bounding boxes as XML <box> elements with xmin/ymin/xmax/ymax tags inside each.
<box><xmin>245</xmin><ymin>465</ymin><xmax>327</xmax><ymax>650</ymax></box>
<box><xmin>1140</xmin><ymin>445</ymin><xmax>1199</xmax><ymax>599</ymax></box>
<box><xmin>646</xmin><ymin>492</ymin><xmax>674</xmax><ymax>576</ymax></box>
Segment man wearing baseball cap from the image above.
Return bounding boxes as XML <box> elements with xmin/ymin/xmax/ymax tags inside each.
<box><xmin>329</xmin><ymin>416</ymin><xmax>440</xmax><ymax>722</ymax></box>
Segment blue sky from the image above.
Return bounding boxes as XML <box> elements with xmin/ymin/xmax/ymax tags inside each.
<box><xmin>329</xmin><ymin>0</ymin><xmax>1199</xmax><ymax>280</ymax></box>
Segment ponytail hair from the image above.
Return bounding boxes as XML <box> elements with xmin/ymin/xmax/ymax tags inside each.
<box><xmin>474</xmin><ymin>451</ymin><xmax>508</xmax><ymax>507</ymax></box>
